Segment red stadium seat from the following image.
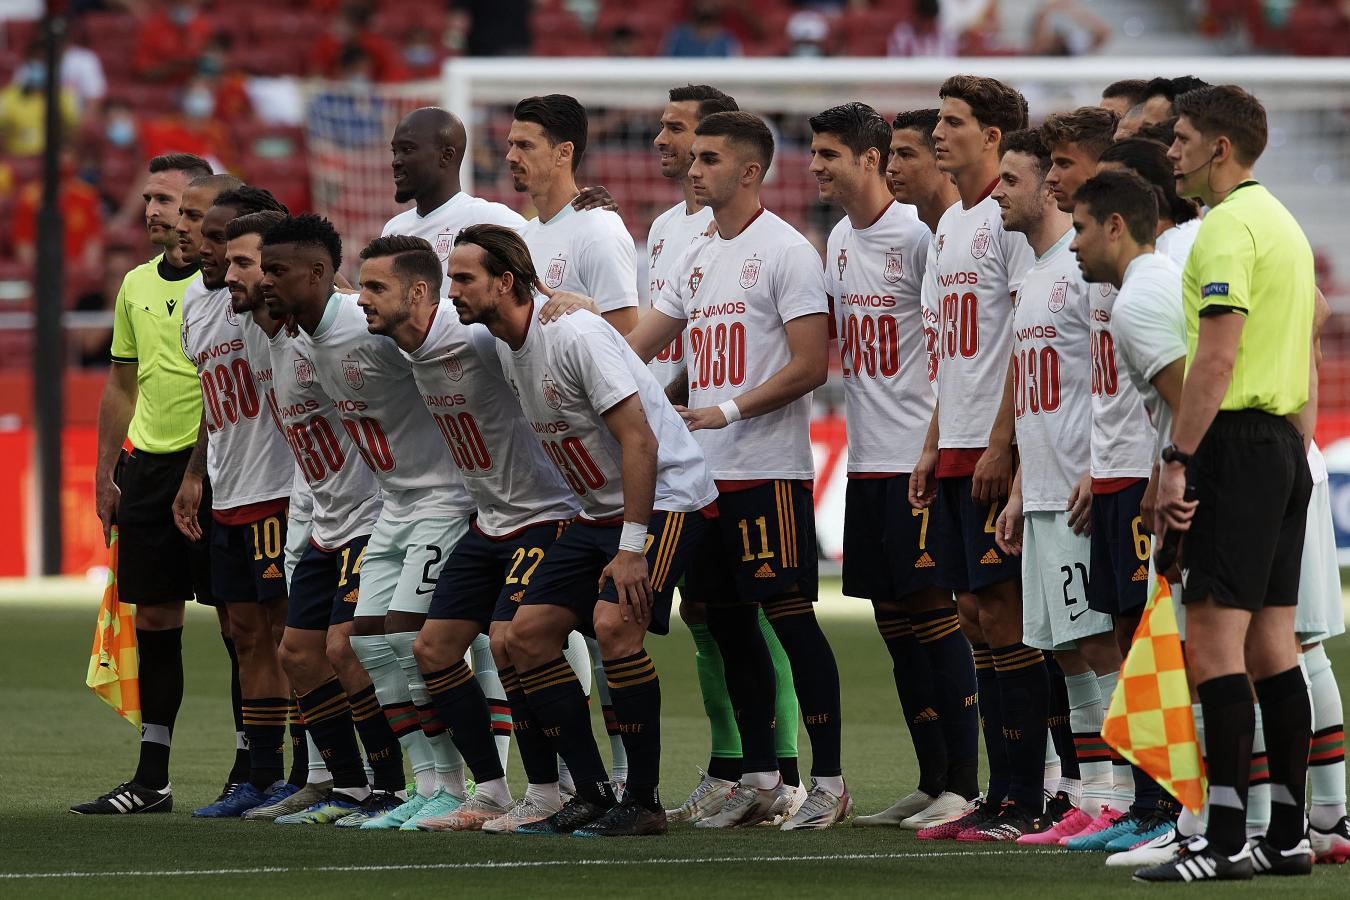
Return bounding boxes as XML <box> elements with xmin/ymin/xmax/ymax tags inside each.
<box><xmin>830</xmin><ymin>8</ymin><xmax>905</xmax><ymax>57</ymax></box>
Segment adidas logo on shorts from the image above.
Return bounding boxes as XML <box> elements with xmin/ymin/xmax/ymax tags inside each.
<box><xmin>753</xmin><ymin>562</ymin><xmax>776</xmax><ymax>579</ymax></box>
<box><xmin>912</xmin><ymin>706</ymin><xmax>940</xmax><ymax>724</ymax></box>
<box><xmin>262</xmin><ymin>563</ymin><xmax>283</xmax><ymax>579</ymax></box>
<box><xmin>979</xmin><ymin>548</ymin><xmax>1002</xmax><ymax>565</ymax></box>
<box><xmin>510</xmin><ymin>589</ymin><xmax>525</xmax><ymax>603</ymax></box>
<box><xmin>914</xmin><ymin>552</ymin><xmax>935</xmax><ymax>569</ymax></box>
<box><xmin>342</xmin><ymin>589</ymin><xmax>358</xmax><ymax>604</ymax></box>
<box><xmin>1131</xmin><ymin>564</ymin><xmax>1149</xmax><ymax>582</ymax></box>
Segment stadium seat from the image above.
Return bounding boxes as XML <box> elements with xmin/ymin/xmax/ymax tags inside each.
<box><xmin>830</xmin><ymin>8</ymin><xmax>906</xmax><ymax>57</ymax></box>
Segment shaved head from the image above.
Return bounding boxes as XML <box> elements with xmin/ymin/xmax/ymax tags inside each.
<box><xmin>391</xmin><ymin>107</ymin><xmax>468</xmax><ymax>208</ymax></box>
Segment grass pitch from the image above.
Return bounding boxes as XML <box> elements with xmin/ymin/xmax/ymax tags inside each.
<box><xmin>2</xmin><ymin>580</ymin><xmax>1347</xmax><ymax>898</ymax></box>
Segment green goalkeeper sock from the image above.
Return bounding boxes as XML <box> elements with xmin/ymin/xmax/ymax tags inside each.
<box><xmin>690</xmin><ymin>622</ymin><xmax>742</xmax><ymax>781</ymax></box>
<box><xmin>762</xmin><ymin>608</ymin><xmax>800</xmax><ymax>765</ymax></box>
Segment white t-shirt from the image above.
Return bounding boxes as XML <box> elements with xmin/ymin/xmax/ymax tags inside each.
<box><xmin>1010</xmin><ymin>230</ymin><xmax>1092</xmax><ymax>511</ymax></box>
<box><xmin>382</xmin><ymin>192</ymin><xmax>526</xmax><ymax>300</ymax></box>
<box><xmin>305</xmin><ymin>292</ymin><xmax>474</xmax><ymax>521</ymax></box>
<box><xmin>268</xmin><ymin>328</ymin><xmax>382</xmax><ymax>549</ymax></box>
<box><xmin>1156</xmin><ymin>218</ymin><xmax>1202</xmax><ymax>270</ymax></box>
<box><xmin>1090</xmin><ymin>279</ymin><xmax>1156</xmax><ymax>479</ymax></box>
<box><xmin>520</xmin><ymin>203</ymin><xmax>639</xmax><ymax>314</ymax></box>
<box><xmin>654</xmin><ymin>208</ymin><xmax>828</xmax><ymax>480</ymax></box>
<box><xmin>405</xmin><ymin>305</ymin><xmax>579</xmax><ymax>536</ymax></box>
<box><xmin>826</xmin><ymin>201</ymin><xmax>933</xmax><ymax>473</ymax></box>
<box><xmin>495</xmin><ymin>309</ymin><xmax>717</xmax><ymax>521</ymax></box>
<box><xmin>1112</xmin><ymin>252</ymin><xmax>1186</xmax><ymax>461</ymax></box>
<box><xmin>929</xmin><ymin>194</ymin><xmax>1035</xmax><ymax>449</ymax></box>
<box><xmin>645</xmin><ymin>201</ymin><xmax>714</xmax><ymax>390</ymax></box>
<box><xmin>1309</xmin><ymin>440</ymin><xmax>1328</xmax><ymax>486</ymax></box>
<box><xmin>180</xmin><ymin>282</ymin><xmax>292</xmax><ymax>511</ymax></box>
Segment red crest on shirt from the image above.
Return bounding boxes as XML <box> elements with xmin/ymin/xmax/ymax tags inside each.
<box><xmin>689</xmin><ymin>266</ymin><xmax>704</xmax><ymax>297</ymax></box>
<box><xmin>836</xmin><ymin>248</ymin><xmax>848</xmax><ymax>279</ymax></box>
<box><xmin>225</xmin><ymin>305</ymin><xmax>239</xmax><ymax>326</ymax></box>
<box><xmin>1099</xmin><ymin>282</ymin><xmax>1113</xmax><ymax>298</ymax></box>
<box><xmin>1048</xmin><ymin>280</ymin><xmax>1068</xmax><ymax>313</ymax></box>
<box><xmin>443</xmin><ymin>353</ymin><xmax>463</xmax><ymax>382</ymax></box>
<box><xmin>342</xmin><ymin>357</ymin><xmax>364</xmax><ymax>390</ymax></box>
<box><xmin>650</xmin><ymin>238</ymin><xmax>665</xmax><ymax>266</ymax></box>
<box><xmin>542</xmin><ymin>375</ymin><xmax>563</xmax><ymax>410</ymax></box>
<box><xmin>883</xmin><ymin>252</ymin><xmax>904</xmax><ymax>284</ymax></box>
<box><xmin>545</xmin><ymin>256</ymin><xmax>567</xmax><ymax>289</ymax></box>
<box><xmin>434</xmin><ymin>230</ymin><xmax>456</xmax><ymax>259</ymax></box>
<box><xmin>739</xmin><ymin>258</ymin><xmax>762</xmax><ymax>290</ymax></box>
<box><xmin>971</xmin><ymin>225</ymin><xmax>992</xmax><ymax>259</ymax></box>
<box><xmin>294</xmin><ymin>357</ymin><xmax>314</xmax><ymax>388</ymax></box>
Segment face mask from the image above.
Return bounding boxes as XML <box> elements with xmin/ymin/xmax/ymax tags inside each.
<box><xmin>106</xmin><ymin>117</ymin><xmax>136</xmax><ymax>147</ymax></box>
<box><xmin>183</xmin><ymin>88</ymin><xmax>215</xmax><ymax>119</ymax></box>
<box><xmin>170</xmin><ymin>5</ymin><xmax>194</xmax><ymax>26</ymax></box>
<box><xmin>404</xmin><ymin>45</ymin><xmax>435</xmax><ymax>67</ymax></box>
<box><xmin>17</xmin><ymin>61</ymin><xmax>44</xmax><ymax>90</ymax></box>
<box><xmin>198</xmin><ymin>55</ymin><xmax>224</xmax><ymax>78</ymax></box>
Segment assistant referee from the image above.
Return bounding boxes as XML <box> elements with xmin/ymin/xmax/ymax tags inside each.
<box><xmin>1140</xmin><ymin>86</ymin><xmax>1316</xmax><ymax>882</ymax></box>
<box><xmin>71</xmin><ymin>153</ymin><xmax>216</xmax><ymax>817</ymax></box>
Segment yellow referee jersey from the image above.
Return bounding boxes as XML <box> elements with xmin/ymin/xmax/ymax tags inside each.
<box><xmin>109</xmin><ymin>254</ymin><xmax>203</xmax><ymax>454</ymax></box>
<box><xmin>1182</xmin><ymin>182</ymin><xmax>1314</xmax><ymax>416</ymax></box>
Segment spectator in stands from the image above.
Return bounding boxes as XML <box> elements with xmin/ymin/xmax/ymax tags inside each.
<box><xmin>132</xmin><ymin>0</ymin><xmax>214</xmax><ymax>84</ymax></box>
<box><xmin>195</xmin><ymin>34</ymin><xmax>253</xmax><ymax>124</ymax></box>
<box><xmin>60</xmin><ymin>19</ymin><xmax>107</xmax><ymax>117</ymax></box>
<box><xmin>307</xmin><ymin>44</ymin><xmax>387</xmax><ymax>146</ymax></box>
<box><xmin>455</xmin><ymin>0</ymin><xmax>530</xmax><ymax>55</ymax></box>
<box><xmin>786</xmin><ymin>10</ymin><xmax>829</xmax><ymax>57</ymax></box>
<box><xmin>138</xmin><ymin>76</ymin><xmax>234</xmax><ymax>170</ymax></box>
<box><xmin>0</xmin><ymin>40</ymin><xmax>78</xmax><ymax>157</ymax></box>
<box><xmin>308</xmin><ymin>1</ymin><xmax>409</xmax><ymax>82</ymax></box>
<box><xmin>662</xmin><ymin>0</ymin><xmax>742</xmax><ymax>57</ymax></box>
<box><xmin>103</xmin><ymin>99</ymin><xmax>139</xmax><ymax>151</ymax></box>
<box><xmin>72</xmin><ymin>244</ymin><xmax>137</xmax><ymax>368</ymax></box>
<box><xmin>401</xmin><ymin>27</ymin><xmax>443</xmax><ymax>77</ymax></box>
<box><xmin>605</xmin><ymin>24</ymin><xmax>642</xmax><ymax>58</ymax></box>
<box><xmin>1027</xmin><ymin>0</ymin><xmax>1111</xmax><ymax>55</ymax></box>
<box><xmin>888</xmin><ymin>0</ymin><xmax>959</xmax><ymax>57</ymax></box>
<box><xmin>11</xmin><ymin>148</ymin><xmax>103</xmax><ymax>271</ymax></box>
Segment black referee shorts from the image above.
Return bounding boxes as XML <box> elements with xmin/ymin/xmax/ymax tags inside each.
<box><xmin>114</xmin><ymin>448</ymin><xmax>215</xmax><ymax>607</ymax></box>
<box><xmin>1180</xmin><ymin>410</ymin><xmax>1312</xmax><ymax>612</ymax></box>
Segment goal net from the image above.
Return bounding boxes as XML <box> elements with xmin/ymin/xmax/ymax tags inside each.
<box><xmin>303</xmin><ymin>58</ymin><xmax>1350</xmax><ymax>558</ymax></box>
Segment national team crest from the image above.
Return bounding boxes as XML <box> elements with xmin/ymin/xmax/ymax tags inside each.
<box><xmin>442</xmin><ymin>353</ymin><xmax>464</xmax><ymax>382</ymax></box>
<box><xmin>971</xmin><ymin>225</ymin><xmax>992</xmax><ymax>259</ymax></box>
<box><xmin>739</xmin><ymin>258</ymin><xmax>762</xmax><ymax>290</ymax></box>
<box><xmin>434</xmin><ymin>230</ymin><xmax>456</xmax><ymax>259</ymax></box>
<box><xmin>1048</xmin><ymin>280</ymin><xmax>1068</xmax><ymax>313</ymax></box>
<box><xmin>883</xmin><ymin>251</ymin><xmax>904</xmax><ymax>284</ymax></box>
<box><xmin>836</xmin><ymin>248</ymin><xmax>848</xmax><ymax>279</ymax></box>
<box><xmin>1099</xmin><ymin>282</ymin><xmax>1113</xmax><ymax>298</ymax></box>
<box><xmin>294</xmin><ymin>357</ymin><xmax>314</xmax><ymax>388</ymax></box>
<box><xmin>225</xmin><ymin>306</ymin><xmax>239</xmax><ymax>326</ymax></box>
<box><xmin>342</xmin><ymin>357</ymin><xmax>364</xmax><ymax>390</ymax></box>
<box><xmin>650</xmin><ymin>239</ymin><xmax>665</xmax><ymax>266</ymax></box>
<box><xmin>935</xmin><ymin>234</ymin><xmax>945</xmax><ymax>257</ymax></box>
<box><xmin>689</xmin><ymin>266</ymin><xmax>704</xmax><ymax>298</ymax></box>
<box><xmin>541</xmin><ymin>375</ymin><xmax>563</xmax><ymax>410</ymax></box>
<box><xmin>545</xmin><ymin>256</ymin><xmax>567</xmax><ymax>289</ymax></box>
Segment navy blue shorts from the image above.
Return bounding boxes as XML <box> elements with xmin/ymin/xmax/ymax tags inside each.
<box><xmin>520</xmin><ymin>509</ymin><xmax>709</xmax><ymax>636</ymax></box>
<box><xmin>210</xmin><ymin>509</ymin><xmax>289</xmax><ymax>605</ymax></box>
<box><xmin>682</xmin><ymin>480</ymin><xmax>819</xmax><ymax>606</ymax></box>
<box><xmin>428</xmin><ymin>519</ymin><xmax>571</xmax><ymax>628</ymax></box>
<box><xmin>286</xmin><ymin>534</ymin><xmax>370</xmax><ymax>630</ymax></box>
<box><xmin>933</xmin><ymin>475</ymin><xmax>1019</xmax><ymax>593</ymax></box>
<box><xmin>842</xmin><ymin>475</ymin><xmax>943</xmax><ymax>602</ymax></box>
<box><xmin>1087</xmin><ymin>479</ymin><xmax>1151</xmax><ymax>617</ymax></box>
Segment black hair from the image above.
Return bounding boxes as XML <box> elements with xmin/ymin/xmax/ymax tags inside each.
<box><xmin>695</xmin><ymin>110</ymin><xmax>775</xmax><ymax>172</ymax></box>
<box><xmin>809</xmin><ymin>101</ymin><xmax>891</xmax><ymax>162</ymax></box>
<box><xmin>213</xmin><ymin>185</ymin><xmax>290</xmax><ymax>216</ymax></box>
<box><xmin>1101</xmin><ymin>79</ymin><xmax>1150</xmax><ymax>107</ymax></box>
<box><xmin>260</xmin><ymin>213</ymin><xmax>343</xmax><ymax>271</ymax></box>
<box><xmin>225</xmin><ymin>210</ymin><xmax>287</xmax><ymax>242</ymax></box>
<box><xmin>1075</xmin><ymin>170</ymin><xmax>1160</xmax><ymax>245</ymax></box>
<box><xmin>998</xmin><ymin>128</ymin><xmax>1051</xmax><ymax>178</ymax></box>
<box><xmin>149</xmin><ymin>152</ymin><xmax>213</xmax><ymax>179</ymax></box>
<box><xmin>891</xmin><ymin>108</ymin><xmax>940</xmax><ymax>153</ymax></box>
<box><xmin>1099</xmin><ymin>137</ymin><xmax>1200</xmax><ymax>224</ymax></box>
<box><xmin>453</xmin><ymin>224</ymin><xmax>538</xmax><ymax>307</ymax></box>
<box><xmin>667</xmin><ymin>84</ymin><xmax>739</xmax><ymax>120</ymax></box>
<box><xmin>360</xmin><ymin>234</ymin><xmax>444</xmax><ymax>295</ymax></box>
<box><xmin>513</xmin><ymin>94</ymin><xmax>589</xmax><ymax>171</ymax></box>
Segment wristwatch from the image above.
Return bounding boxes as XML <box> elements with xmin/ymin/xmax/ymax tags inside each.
<box><xmin>1160</xmin><ymin>444</ymin><xmax>1192</xmax><ymax>467</ymax></box>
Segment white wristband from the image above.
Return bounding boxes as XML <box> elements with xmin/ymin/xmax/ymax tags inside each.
<box><xmin>719</xmin><ymin>399</ymin><xmax>742</xmax><ymax>424</ymax></box>
<box><xmin>619</xmin><ymin>521</ymin><xmax>648</xmax><ymax>553</ymax></box>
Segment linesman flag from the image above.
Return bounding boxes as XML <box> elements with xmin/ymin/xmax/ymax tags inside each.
<box><xmin>1102</xmin><ymin>576</ymin><xmax>1206</xmax><ymax>814</ymax></box>
<box><xmin>85</xmin><ymin>529</ymin><xmax>141</xmax><ymax>729</ymax></box>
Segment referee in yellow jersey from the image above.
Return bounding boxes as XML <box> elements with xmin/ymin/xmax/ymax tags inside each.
<box><xmin>71</xmin><ymin>153</ymin><xmax>217</xmax><ymax>816</ymax></box>
<box><xmin>1139</xmin><ymin>86</ymin><xmax>1316</xmax><ymax>882</ymax></box>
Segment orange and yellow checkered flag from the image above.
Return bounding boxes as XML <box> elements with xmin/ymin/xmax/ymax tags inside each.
<box><xmin>1102</xmin><ymin>576</ymin><xmax>1206</xmax><ymax>814</ymax></box>
<box><xmin>85</xmin><ymin>529</ymin><xmax>141</xmax><ymax>729</ymax></box>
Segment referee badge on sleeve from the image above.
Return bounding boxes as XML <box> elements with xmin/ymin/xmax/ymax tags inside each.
<box><xmin>1202</xmin><ymin>282</ymin><xmax>1229</xmax><ymax>298</ymax></box>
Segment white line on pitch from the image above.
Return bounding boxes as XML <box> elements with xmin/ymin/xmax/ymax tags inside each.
<box><xmin>0</xmin><ymin>849</ymin><xmax>1062</xmax><ymax>880</ymax></box>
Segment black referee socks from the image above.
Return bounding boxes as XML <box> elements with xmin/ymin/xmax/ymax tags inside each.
<box><xmin>132</xmin><ymin>627</ymin><xmax>184</xmax><ymax>790</ymax></box>
<box><xmin>1196</xmin><ymin>673</ymin><xmax>1255</xmax><ymax>855</ymax></box>
<box><xmin>1255</xmin><ymin>666</ymin><xmax>1313</xmax><ymax>850</ymax></box>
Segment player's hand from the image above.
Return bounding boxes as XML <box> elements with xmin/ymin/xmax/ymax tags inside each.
<box><xmin>572</xmin><ymin>185</ymin><xmax>619</xmax><ymax>213</ymax></box>
<box><xmin>536</xmin><ymin>282</ymin><xmax>599</xmax><ymax>322</ymax></box>
<box><xmin>95</xmin><ymin>471</ymin><xmax>121</xmax><ymax>548</ymax></box>
<box><xmin>674</xmin><ymin>404</ymin><xmax>727</xmax><ymax>431</ymax></box>
<box><xmin>1155</xmin><ymin>462</ymin><xmax>1197</xmax><ymax>533</ymax></box>
<box><xmin>1066</xmin><ymin>474</ymin><xmax>1093</xmax><ymax>536</ymax></box>
<box><xmin>599</xmin><ymin>550</ymin><xmax>652</xmax><ymax>624</ymax></box>
<box><xmin>995</xmin><ymin>490</ymin><xmax>1024</xmax><ymax>556</ymax></box>
<box><xmin>1139</xmin><ymin>463</ymin><xmax>1160</xmax><ymax>536</ymax></box>
<box><xmin>172</xmin><ymin>474</ymin><xmax>204</xmax><ymax>542</ymax></box>
<box><xmin>909</xmin><ymin>447</ymin><xmax>938</xmax><ymax>509</ymax></box>
<box><xmin>972</xmin><ymin>441</ymin><xmax>1012</xmax><ymax>505</ymax></box>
